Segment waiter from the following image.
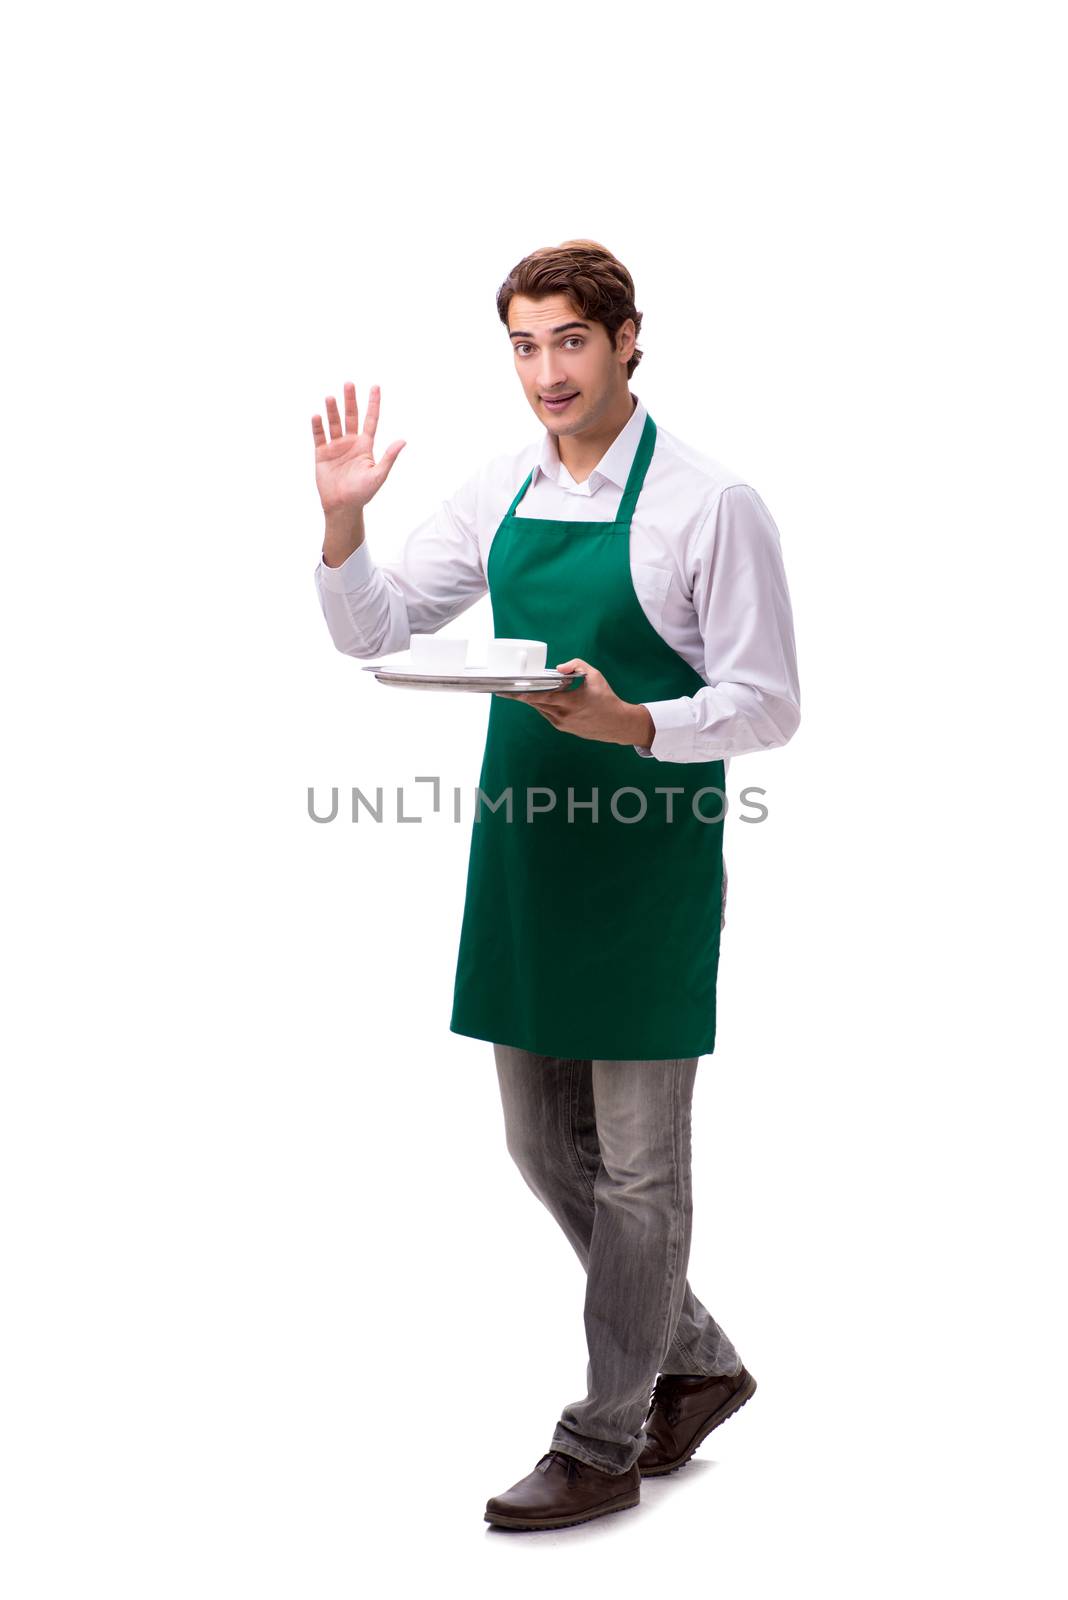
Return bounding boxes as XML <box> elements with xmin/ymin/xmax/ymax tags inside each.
<box><xmin>312</xmin><ymin>240</ymin><xmax>800</xmax><ymax>1532</ymax></box>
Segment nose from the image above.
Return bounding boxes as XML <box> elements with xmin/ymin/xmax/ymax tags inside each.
<box><xmin>537</xmin><ymin>353</ymin><xmax>570</xmax><ymax>392</ymax></box>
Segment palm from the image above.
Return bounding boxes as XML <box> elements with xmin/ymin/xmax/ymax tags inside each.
<box><xmin>311</xmin><ymin>382</ymin><xmax>405</xmax><ymax>514</ymax></box>
<box><xmin>315</xmin><ymin>428</ymin><xmax>379</xmax><ymax>507</ymax></box>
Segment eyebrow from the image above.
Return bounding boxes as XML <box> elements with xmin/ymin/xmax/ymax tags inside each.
<box><xmin>508</xmin><ymin>321</ymin><xmax>591</xmax><ymax>341</ymax></box>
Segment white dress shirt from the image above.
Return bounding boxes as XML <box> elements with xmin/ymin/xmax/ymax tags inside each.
<box><xmin>314</xmin><ymin>391</ymin><xmax>801</xmax><ymax>768</ymax></box>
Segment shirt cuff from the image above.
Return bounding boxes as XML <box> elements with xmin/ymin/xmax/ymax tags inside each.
<box><xmin>318</xmin><ymin>538</ymin><xmax>376</xmax><ymax>593</ymax></box>
<box><xmin>633</xmin><ymin>698</ymin><xmax>699</xmax><ymax>763</ymax></box>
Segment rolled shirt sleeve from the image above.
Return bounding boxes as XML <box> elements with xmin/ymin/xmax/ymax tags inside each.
<box><xmin>634</xmin><ymin>484</ymin><xmax>801</xmax><ymax>762</ymax></box>
<box><xmin>313</xmin><ymin>469</ymin><xmax>488</xmax><ymax>659</ymax></box>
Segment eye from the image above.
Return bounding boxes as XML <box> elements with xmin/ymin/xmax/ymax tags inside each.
<box><xmin>513</xmin><ymin>336</ymin><xmax>585</xmax><ymax>357</ymax></box>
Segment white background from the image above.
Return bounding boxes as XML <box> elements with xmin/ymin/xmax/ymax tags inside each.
<box><xmin>3</xmin><ymin>1</ymin><xmax>1065</xmax><ymax>1594</ymax></box>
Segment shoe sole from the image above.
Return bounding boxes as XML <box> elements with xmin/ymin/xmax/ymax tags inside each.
<box><xmin>484</xmin><ymin>1488</ymin><xmax>641</xmax><ymax>1531</ymax></box>
<box><xmin>638</xmin><ymin>1368</ymin><xmax>757</xmax><ymax>1477</ymax></box>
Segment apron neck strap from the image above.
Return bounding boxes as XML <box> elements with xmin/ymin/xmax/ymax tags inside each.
<box><xmin>615</xmin><ymin>411</ymin><xmax>657</xmax><ymax>526</ymax></box>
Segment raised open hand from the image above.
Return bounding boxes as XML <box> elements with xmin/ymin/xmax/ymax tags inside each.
<box><xmin>311</xmin><ymin>382</ymin><xmax>406</xmax><ymax>516</ymax></box>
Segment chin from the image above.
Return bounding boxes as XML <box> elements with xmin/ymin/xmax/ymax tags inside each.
<box><xmin>543</xmin><ymin>403</ymin><xmax>586</xmax><ymax>428</ymax></box>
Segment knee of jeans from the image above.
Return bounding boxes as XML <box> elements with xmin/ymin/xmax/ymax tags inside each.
<box><xmin>598</xmin><ymin>1139</ymin><xmax>685</xmax><ymax>1197</ymax></box>
<box><xmin>504</xmin><ymin>1126</ymin><xmax>572</xmax><ymax>1198</ymax></box>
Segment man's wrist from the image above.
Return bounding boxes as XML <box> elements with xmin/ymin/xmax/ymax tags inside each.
<box><xmin>623</xmin><ymin>702</ymin><xmax>656</xmax><ymax>747</ymax></box>
<box><xmin>322</xmin><ymin>505</ymin><xmax>366</xmax><ymax>568</ymax></box>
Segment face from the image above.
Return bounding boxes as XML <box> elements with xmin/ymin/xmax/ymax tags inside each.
<box><xmin>507</xmin><ymin>292</ymin><xmax>635</xmax><ymax>436</ymax></box>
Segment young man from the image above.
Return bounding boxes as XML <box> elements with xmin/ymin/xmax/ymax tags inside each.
<box><xmin>312</xmin><ymin>240</ymin><xmax>801</xmax><ymax>1531</ymax></box>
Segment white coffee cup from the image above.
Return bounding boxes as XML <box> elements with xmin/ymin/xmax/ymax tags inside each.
<box><xmin>485</xmin><ymin>637</ymin><xmax>549</xmax><ymax>674</ymax></box>
<box><xmin>409</xmin><ymin>634</ymin><xmax>469</xmax><ymax>672</ymax></box>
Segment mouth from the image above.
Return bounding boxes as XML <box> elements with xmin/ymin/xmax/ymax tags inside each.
<box><xmin>541</xmin><ymin>391</ymin><xmax>579</xmax><ymax>412</ymax></box>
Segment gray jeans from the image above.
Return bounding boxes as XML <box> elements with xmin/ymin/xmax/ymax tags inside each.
<box><xmin>493</xmin><ymin>1043</ymin><xmax>743</xmax><ymax>1475</ymax></box>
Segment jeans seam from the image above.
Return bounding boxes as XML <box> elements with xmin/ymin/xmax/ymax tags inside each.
<box><xmin>654</xmin><ymin>1063</ymin><xmax>686</xmax><ymax>1379</ymax></box>
<box><xmin>565</xmin><ymin>1059</ymin><xmax>598</xmax><ymax>1203</ymax></box>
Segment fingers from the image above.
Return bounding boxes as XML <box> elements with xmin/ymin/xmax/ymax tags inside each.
<box><xmin>314</xmin><ymin>383</ymin><xmax>384</xmax><ymax>450</ymax></box>
<box><xmin>364</xmin><ymin>384</ymin><xmax>380</xmax><ymax>441</ymax></box>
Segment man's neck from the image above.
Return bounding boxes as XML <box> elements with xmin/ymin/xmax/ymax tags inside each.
<box><xmin>556</xmin><ymin>391</ymin><xmax>636</xmax><ymax>484</ymax></box>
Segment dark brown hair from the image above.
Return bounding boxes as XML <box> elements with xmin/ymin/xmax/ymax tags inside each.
<box><xmin>496</xmin><ymin>239</ymin><xmax>643</xmax><ymax>378</ymax></box>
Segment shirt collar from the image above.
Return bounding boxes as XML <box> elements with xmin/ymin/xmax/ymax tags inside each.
<box><xmin>531</xmin><ymin>391</ymin><xmax>647</xmax><ymax>496</ymax></box>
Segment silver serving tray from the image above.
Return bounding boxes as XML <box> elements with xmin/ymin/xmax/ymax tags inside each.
<box><xmin>362</xmin><ymin>665</ymin><xmax>585</xmax><ymax>694</ymax></box>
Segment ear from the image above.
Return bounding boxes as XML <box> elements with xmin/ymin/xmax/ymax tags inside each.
<box><xmin>615</xmin><ymin>317</ymin><xmax>637</xmax><ymax>356</ymax></box>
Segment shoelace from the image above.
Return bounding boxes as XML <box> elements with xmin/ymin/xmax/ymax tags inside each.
<box><xmin>647</xmin><ymin>1375</ymin><xmax>684</xmax><ymax>1427</ymax></box>
<box><xmin>539</xmin><ymin>1449</ymin><xmax>582</xmax><ymax>1481</ymax></box>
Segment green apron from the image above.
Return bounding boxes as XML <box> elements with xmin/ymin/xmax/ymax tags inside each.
<box><xmin>449</xmin><ymin>411</ymin><xmax>726</xmax><ymax>1060</ymax></box>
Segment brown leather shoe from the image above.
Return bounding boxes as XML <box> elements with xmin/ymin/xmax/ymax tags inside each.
<box><xmin>638</xmin><ymin>1364</ymin><xmax>757</xmax><ymax>1476</ymax></box>
<box><xmin>484</xmin><ymin>1449</ymin><xmax>641</xmax><ymax>1530</ymax></box>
